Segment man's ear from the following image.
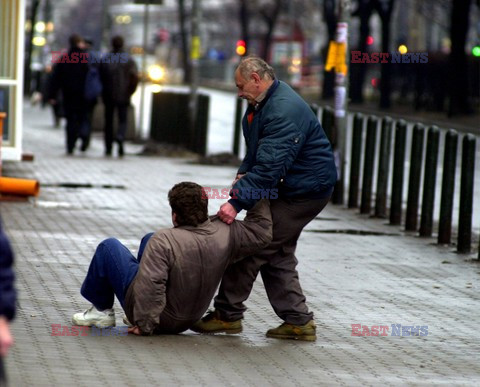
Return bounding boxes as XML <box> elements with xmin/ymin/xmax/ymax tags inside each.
<box><xmin>172</xmin><ymin>212</ymin><xmax>178</xmax><ymax>227</ymax></box>
<box><xmin>251</xmin><ymin>72</ymin><xmax>261</xmax><ymax>83</ymax></box>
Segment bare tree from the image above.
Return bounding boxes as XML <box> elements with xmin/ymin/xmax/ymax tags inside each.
<box><xmin>448</xmin><ymin>0</ymin><xmax>473</xmax><ymax>116</ymax></box>
<box><xmin>349</xmin><ymin>0</ymin><xmax>374</xmax><ymax>103</ymax></box>
<box><xmin>321</xmin><ymin>0</ymin><xmax>337</xmax><ymax>99</ymax></box>
<box><xmin>178</xmin><ymin>0</ymin><xmax>192</xmax><ymax>83</ymax></box>
<box><xmin>373</xmin><ymin>0</ymin><xmax>396</xmax><ymax>109</ymax></box>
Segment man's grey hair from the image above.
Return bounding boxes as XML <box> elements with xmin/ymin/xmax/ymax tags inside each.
<box><xmin>237</xmin><ymin>56</ymin><xmax>276</xmax><ymax>81</ymax></box>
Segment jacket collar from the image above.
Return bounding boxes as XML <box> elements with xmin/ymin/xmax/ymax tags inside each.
<box><xmin>248</xmin><ymin>79</ymin><xmax>280</xmax><ymax>113</ymax></box>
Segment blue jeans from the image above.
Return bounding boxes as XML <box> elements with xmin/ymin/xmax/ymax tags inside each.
<box><xmin>80</xmin><ymin>233</ymin><xmax>154</xmax><ymax>310</ymax></box>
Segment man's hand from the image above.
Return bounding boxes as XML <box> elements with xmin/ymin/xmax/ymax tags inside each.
<box><xmin>232</xmin><ymin>173</ymin><xmax>246</xmax><ymax>187</ymax></box>
<box><xmin>128</xmin><ymin>326</ymin><xmax>142</xmax><ymax>336</ymax></box>
<box><xmin>217</xmin><ymin>202</ymin><xmax>238</xmax><ymax>225</ymax></box>
<box><xmin>0</xmin><ymin>316</ymin><xmax>13</xmax><ymax>357</ymax></box>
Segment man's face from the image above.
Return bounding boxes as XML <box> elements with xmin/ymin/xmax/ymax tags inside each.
<box><xmin>235</xmin><ymin>69</ymin><xmax>261</xmax><ymax>105</ymax></box>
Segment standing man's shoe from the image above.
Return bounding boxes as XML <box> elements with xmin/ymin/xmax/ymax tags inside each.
<box><xmin>266</xmin><ymin>320</ymin><xmax>316</xmax><ymax>341</ymax></box>
<box><xmin>72</xmin><ymin>305</ymin><xmax>116</xmax><ymax>327</ymax></box>
<box><xmin>190</xmin><ymin>310</ymin><xmax>242</xmax><ymax>334</ymax></box>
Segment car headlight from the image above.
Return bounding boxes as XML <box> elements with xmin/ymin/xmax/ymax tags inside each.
<box><xmin>148</xmin><ymin>64</ymin><xmax>166</xmax><ymax>82</ymax></box>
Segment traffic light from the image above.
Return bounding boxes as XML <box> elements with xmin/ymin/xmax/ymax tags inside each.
<box><xmin>472</xmin><ymin>45</ymin><xmax>480</xmax><ymax>57</ymax></box>
<box><xmin>236</xmin><ymin>40</ymin><xmax>246</xmax><ymax>56</ymax></box>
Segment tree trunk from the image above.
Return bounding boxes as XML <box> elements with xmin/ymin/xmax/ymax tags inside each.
<box><xmin>448</xmin><ymin>0</ymin><xmax>472</xmax><ymax>116</ymax></box>
<box><xmin>24</xmin><ymin>0</ymin><xmax>40</xmax><ymax>96</ymax></box>
<box><xmin>322</xmin><ymin>0</ymin><xmax>337</xmax><ymax>100</ymax></box>
<box><xmin>178</xmin><ymin>0</ymin><xmax>191</xmax><ymax>84</ymax></box>
<box><xmin>375</xmin><ymin>0</ymin><xmax>395</xmax><ymax>109</ymax></box>
<box><xmin>260</xmin><ymin>0</ymin><xmax>282</xmax><ymax>60</ymax></box>
<box><xmin>349</xmin><ymin>0</ymin><xmax>373</xmax><ymax>103</ymax></box>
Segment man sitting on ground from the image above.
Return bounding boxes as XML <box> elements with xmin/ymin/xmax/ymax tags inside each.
<box><xmin>72</xmin><ymin>182</ymin><xmax>272</xmax><ymax>335</ymax></box>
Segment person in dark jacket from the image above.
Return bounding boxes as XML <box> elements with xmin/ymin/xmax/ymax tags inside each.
<box><xmin>72</xmin><ymin>182</ymin><xmax>272</xmax><ymax>335</ymax></box>
<box><xmin>100</xmin><ymin>35</ymin><xmax>138</xmax><ymax>157</ymax></box>
<box><xmin>191</xmin><ymin>56</ymin><xmax>337</xmax><ymax>341</ymax></box>
<box><xmin>0</xmin><ymin>220</ymin><xmax>16</xmax><ymax>385</ymax></box>
<box><xmin>49</xmin><ymin>34</ymin><xmax>89</xmax><ymax>154</ymax></box>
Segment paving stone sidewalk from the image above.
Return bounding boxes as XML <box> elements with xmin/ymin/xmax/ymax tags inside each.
<box><xmin>1</xmin><ymin>103</ymin><xmax>479</xmax><ymax>386</ymax></box>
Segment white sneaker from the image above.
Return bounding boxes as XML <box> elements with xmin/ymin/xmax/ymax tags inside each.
<box><xmin>72</xmin><ymin>305</ymin><xmax>116</xmax><ymax>327</ymax></box>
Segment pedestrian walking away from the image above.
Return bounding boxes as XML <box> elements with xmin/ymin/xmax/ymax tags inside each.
<box><xmin>191</xmin><ymin>56</ymin><xmax>337</xmax><ymax>341</ymax></box>
<box><xmin>72</xmin><ymin>182</ymin><xmax>272</xmax><ymax>335</ymax></box>
<box><xmin>48</xmin><ymin>34</ymin><xmax>90</xmax><ymax>155</ymax></box>
<box><xmin>100</xmin><ymin>35</ymin><xmax>138</xmax><ymax>157</ymax></box>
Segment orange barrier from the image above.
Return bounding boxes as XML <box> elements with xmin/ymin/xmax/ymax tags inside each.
<box><xmin>0</xmin><ymin>176</ymin><xmax>40</xmax><ymax>197</ymax></box>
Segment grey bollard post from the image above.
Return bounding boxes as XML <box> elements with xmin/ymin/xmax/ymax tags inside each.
<box><xmin>232</xmin><ymin>98</ymin><xmax>244</xmax><ymax>157</ymax></box>
<box><xmin>310</xmin><ymin>103</ymin><xmax>320</xmax><ymax>118</ymax></box>
<box><xmin>360</xmin><ymin>116</ymin><xmax>378</xmax><ymax>214</ymax></box>
<box><xmin>348</xmin><ymin>113</ymin><xmax>364</xmax><ymax>208</ymax></box>
<box><xmin>374</xmin><ymin>117</ymin><xmax>393</xmax><ymax>218</ymax></box>
<box><xmin>419</xmin><ymin>126</ymin><xmax>440</xmax><ymax>237</ymax></box>
<box><xmin>438</xmin><ymin>129</ymin><xmax>458</xmax><ymax>244</ymax></box>
<box><xmin>457</xmin><ymin>134</ymin><xmax>476</xmax><ymax>254</ymax></box>
<box><xmin>389</xmin><ymin>120</ymin><xmax>407</xmax><ymax>225</ymax></box>
<box><xmin>405</xmin><ymin>124</ymin><xmax>425</xmax><ymax>231</ymax></box>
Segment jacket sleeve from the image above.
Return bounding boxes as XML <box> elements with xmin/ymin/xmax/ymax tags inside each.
<box><xmin>229</xmin><ymin>114</ymin><xmax>306</xmax><ymax>211</ymax></box>
<box><xmin>131</xmin><ymin>235</ymin><xmax>170</xmax><ymax>335</ymax></box>
<box><xmin>0</xmin><ymin>225</ymin><xmax>16</xmax><ymax>321</ymax></box>
<box><xmin>230</xmin><ymin>199</ymin><xmax>273</xmax><ymax>261</ymax></box>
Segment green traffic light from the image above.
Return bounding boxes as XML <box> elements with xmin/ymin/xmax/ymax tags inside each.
<box><xmin>473</xmin><ymin>46</ymin><xmax>480</xmax><ymax>57</ymax></box>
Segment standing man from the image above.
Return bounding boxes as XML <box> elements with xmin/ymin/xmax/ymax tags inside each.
<box><xmin>100</xmin><ymin>36</ymin><xmax>138</xmax><ymax>157</ymax></box>
<box><xmin>191</xmin><ymin>56</ymin><xmax>337</xmax><ymax>341</ymax></box>
<box><xmin>72</xmin><ymin>182</ymin><xmax>272</xmax><ymax>335</ymax></box>
<box><xmin>49</xmin><ymin>34</ymin><xmax>89</xmax><ymax>155</ymax></box>
<box><xmin>0</xmin><ymin>220</ymin><xmax>15</xmax><ymax>386</ymax></box>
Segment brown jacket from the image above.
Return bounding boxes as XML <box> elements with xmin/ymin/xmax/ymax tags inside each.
<box><xmin>124</xmin><ymin>199</ymin><xmax>272</xmax><ymax>334</ymax></box>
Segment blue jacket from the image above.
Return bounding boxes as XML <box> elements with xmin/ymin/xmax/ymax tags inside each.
<box><xmin>0</xmin><ymin>221</ymin><xmax>16</xmax><ymax>321</ymax></box>
<box><xmin>229</xmin><ymin>80</ymin><xmax>337</xmax><ymax>211</ymax></box>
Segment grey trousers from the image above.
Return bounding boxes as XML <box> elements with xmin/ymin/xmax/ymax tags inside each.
<box><xmin>214</xmin><ymin>195</ymin><xmax>331</xmax><ymax>326</ymax></box>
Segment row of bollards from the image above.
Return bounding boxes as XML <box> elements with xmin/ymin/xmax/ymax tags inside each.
<box><xmin>319</xmin><ymin>107</ymin><xmax>478</xmax><ymax>256</ymax></box>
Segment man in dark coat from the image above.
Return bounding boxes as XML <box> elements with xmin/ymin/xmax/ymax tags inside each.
<box><xmin>100</xmin><ymin>35</ymin><xmax>138</xmax><ymax>157</ymax></box>
<box><xmin>0</xmin><ymin>220</ymin><xmax>16</xmax><ymax>385</ymax></box>
<box><xmin>191</xmin><ymin>56</ymin><xmax>337</xmax><ymax>341</ymax></box>
<box><xmin>49</xmin><ymin>34</ymin><xmax>89</xmax><ymax>154</ymax></box>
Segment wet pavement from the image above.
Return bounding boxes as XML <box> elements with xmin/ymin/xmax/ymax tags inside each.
<box><xmin>1</xmin><ymin>102</ymin><xmax>479</xmax><ymax>386</ymax></box>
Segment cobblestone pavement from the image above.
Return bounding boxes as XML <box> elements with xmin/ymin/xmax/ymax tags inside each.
<box><xmin>1</xmin><ymin>104</ymin><xmax>479</xmax><ymax>386</ymax></box>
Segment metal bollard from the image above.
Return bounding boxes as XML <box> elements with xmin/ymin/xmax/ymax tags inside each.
<box><xmin>360</xmin><ymin>116</ymin><xmax>378</xmax><ymax>214</ymax></box>
<box><xmin>457</xmin><ymin>134</ymin><xmax>476</xmax><ymax>254</ymax></box>
<box><xmin>419</xmin><ymin>126</ymin><xmax>440</xmax><ymax>237</ymax></box>
<box><xmin>438</xmin><ymin>129</ymin><xmax>458</xmax><ymax>244</ymax></box>
<box><xmin>374</xmin><ymin>117</ymin><xmax>393</xmax><ymax>218</ymax></box>
<box><xmin>348</xmin><ymin>113</ymin><xmax>364</xmax><ymax>208</ymax></box>
<box><xmin>405</xmin><ymin>124</ymin><xmax>425</xmax><ymax>231</ymax></box>
<box><xmin>321</xmin><ymin>106</ymin><xmax>335</xmax><ymax>144</ymax></box>
<box><xmin>310</xmin><ymin>103</ymin><xmax>320</xmax><ymax>118</ymax></box>
<box><xmin>232</xmin><ymin>98</ymin><xmax>244</xmax><ymax>157</ymax></box>
<box><xmin>389</xmin><ymin>120</ymin><xmax>407</xmax><ymax>225</ymax></box>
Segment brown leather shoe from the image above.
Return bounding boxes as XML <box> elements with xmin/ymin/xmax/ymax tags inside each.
<box><xmin>266</xmin><ymin>320</ymin><xmax>316</xmax><ymax>341</ymax></box>
<box><xmin>190</xmin><ymin>310</ymin><xmax>242</xmax><ymax>334</ymax></box>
